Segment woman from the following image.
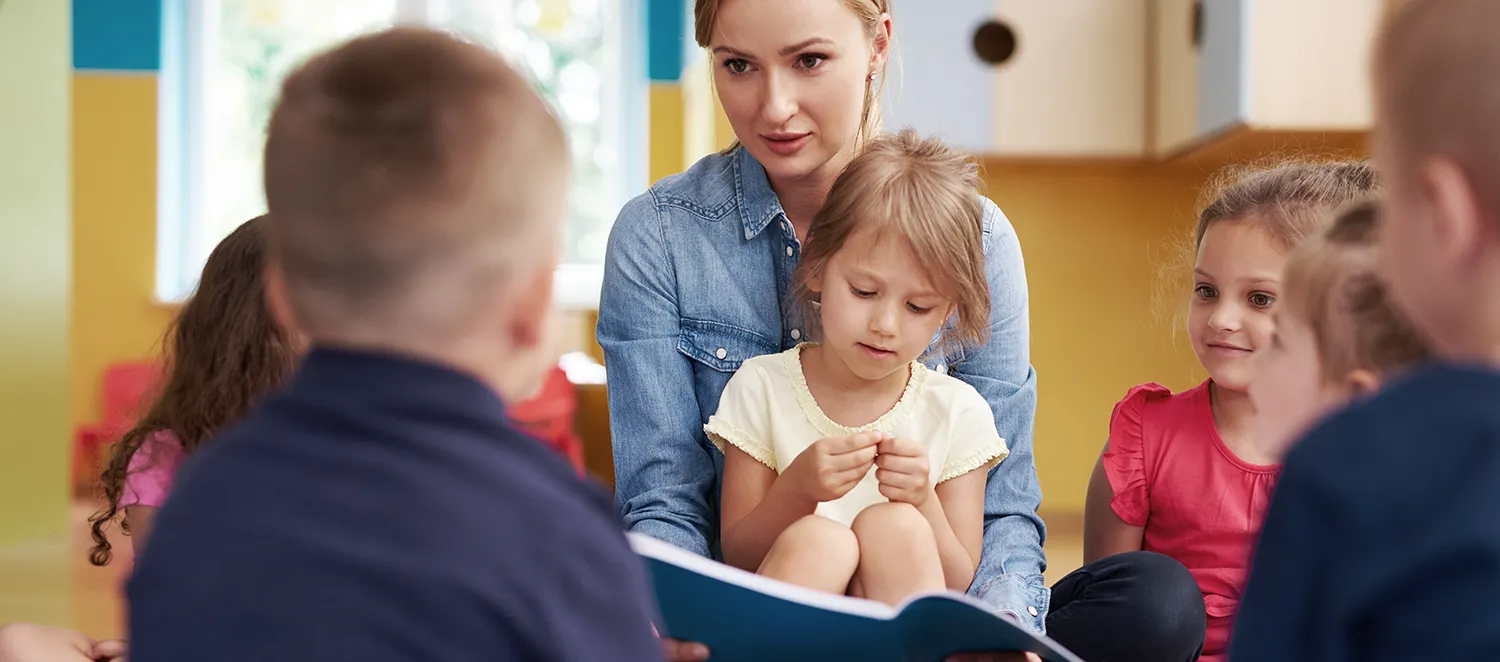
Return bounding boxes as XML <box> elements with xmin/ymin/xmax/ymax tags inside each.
<box><xmin>598</xmin><ymin>1</ymin><xmax>1206</xmax><ymax>660</ymax></box>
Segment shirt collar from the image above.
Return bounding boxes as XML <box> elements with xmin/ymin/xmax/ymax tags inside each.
<box><xmin>732</xmin><ymin>146</ymin><xmax>787</xmax><ymax>240</ymax></box>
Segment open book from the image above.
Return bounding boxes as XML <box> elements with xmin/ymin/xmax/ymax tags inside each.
<box><xmin>628</xmin><ymin>533</ymin><xmax>1083</xmax><ymax>662</ymax></box>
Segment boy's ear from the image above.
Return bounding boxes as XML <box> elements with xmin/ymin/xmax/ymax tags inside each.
<box><xmin>1423</xmin><ymin>156</ymin><xmax>1486</xmax><ymax>265</ymax></box>
<box><xmin>263</xmin><ymin>263</ymin><xmax>302</xmax><ymax>338</ymax></box>
<box><xmin>1345</xmin><ymin>368</ymin><xmax>1382</xmax><ymax>397</ymax></box>
<box><xmin>509</xmin><ymin>255</ymin><xmax>558</xmax><ymax>351</ymax></box>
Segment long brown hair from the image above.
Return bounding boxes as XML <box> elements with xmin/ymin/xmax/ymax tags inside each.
<box><xmin>88</xmin><ymin>216</ymin><xmax>300</xmax><ymax>566</ymax></box>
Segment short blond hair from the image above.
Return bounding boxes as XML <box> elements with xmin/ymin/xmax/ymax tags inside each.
<box><xmin>263</xmin><ymin>27</ymin><xmax>568</xmax><ymax>338</ymax></box>
<box><xmin>1283</xmin><ymin>198</ymin><xmax>1433</xmax><ymax>382</ymax></box>
<box><xmin>1375</xmin><ymin>0</ymin><xmax>1500</xmax><ymax>220</ymax></box>
<box><xmin>694</xmin><ymin>0</ymin><xmax>889</xmax><ymax>149</ymax></box>
<box><xmin>791</xmin><ymin>129</ymin><xmax>987</xmax><ymax>350</ymax></box>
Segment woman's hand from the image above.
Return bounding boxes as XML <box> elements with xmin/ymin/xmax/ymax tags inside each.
<box><xmin>781</xmin><ymin>431</ymin><xmax>883</xmax><ymax>504</ymax></box>
<box><xmin>875</xmin><ymin>436</ymin><xmax>932</xmax><ymax>506</ymax></box>
<box><xmin>661</xmin><ymin>637</ymin><xmax>710</xmax><ymax>662</ymax></box>
<box><xmin>0</xmin><ymin>622</ymin><xmax>100</xmax><ymax>662</ymax></box>
<box><xmin>91</xmin><ymin>639</ymin><xmax>128</xmax><ymax>661</ymax></box>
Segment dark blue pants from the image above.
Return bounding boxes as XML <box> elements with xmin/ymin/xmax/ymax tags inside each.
<box><xmin>1046</xmin><ymin>551</ymin><xmax>1207</xmax><ymax>662</ymax></box>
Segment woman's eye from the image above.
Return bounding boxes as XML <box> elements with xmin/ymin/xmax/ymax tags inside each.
<box><xmin>723</xmin><ymin>58</ymin><xmax>750</xmax><ymax>75</ymax></box>
<box><xmin>1194</xmin><ymin>284</ymin><xmax>1217</xmax><ymax>300</ymax></box>
<box><xmin>1249</xmin><ymin>292</ymin><xmax>1275</xmax><ymax>308</ymax></box>
<box><xmin>797</xmin><ymin>54</ymin><xmax>827</xmax><ymax>70</ymax></box>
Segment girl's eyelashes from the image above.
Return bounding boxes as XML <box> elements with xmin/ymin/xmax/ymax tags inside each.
<box><xmin>851</xmin><ymin>286</ymin><xmax>876</xmax><ymax>298</ymax></box>
<box><xmin>1249</xmin><ymin>292</ymin><xmax>1276</xmax><ymax>308</ymax></box>
<box><xmin>907</xmin><ymin>303</ymin><xmax>934</xmax><ymax>314</ymax></box>
<box><xmin>1194</xmin><ymin>284</ymin><xmax>1218</xmax><ymax>301</ymax></box>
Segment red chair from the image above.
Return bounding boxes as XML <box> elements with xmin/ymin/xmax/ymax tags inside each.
<box><xmin>74</xmin><ymin>362</ymin><xmax>160</xmax><ymax>494</ymax></box>
<box><xmin>508</xmin><ymin>364</ymin><xmax>586</xmax><ymax>475</ymax></box>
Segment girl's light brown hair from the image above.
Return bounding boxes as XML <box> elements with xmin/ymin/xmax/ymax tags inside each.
<box><xmin>1194</xmin><ymin>159</ymin><xmax>1383</xmax><ymax>252</ymax></box>
<box><xmin>1157</xmin><ymin>159</ymin><xmax>1384</xmax><ymax>329</ymax></box>
<box><xmin>694</xmin><ymin>0</ymin><xmax>890</xmax><ymax>151</ymax></box>
<box><xmin>87</xmin><ymin>216</ymin><xmax>300</xmax><ymax>566</ymax></box>
<box><xmin>1282</xmin><ymin>198</ymin><xmax>1433</xmax><ymax>382</ymax></box>
<box><xmin>790</xmin><ymin>128</ymin><xmax>987</xmax><ymax>351</ymax></box>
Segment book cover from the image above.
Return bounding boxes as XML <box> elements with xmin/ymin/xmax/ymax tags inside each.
<box><xmin>629</xmin><ymin>533</ymin><xmax>1084</xmax><ymax>662</ymax></box>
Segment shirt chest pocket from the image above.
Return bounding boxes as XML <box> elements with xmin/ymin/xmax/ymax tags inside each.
<box><xmin>677</xmin><ymin>319</ymin><xmax>779</xmax><ymax>373</ymax></box>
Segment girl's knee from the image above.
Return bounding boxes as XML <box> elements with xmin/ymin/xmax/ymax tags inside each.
<box><xmin>779</xmin><ymin>515</ymin><xmax>859</xmax><ymax>559</ymax></box>
<box><xmin>851</xmin><ymin>502</ymin><xmax>934</xmax><ymax>548</ymax></box>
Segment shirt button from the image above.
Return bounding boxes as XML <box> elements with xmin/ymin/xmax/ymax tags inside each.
<box><xmin>715</xmin><ymin>348</ymin><xmax>728</xmax><ymax>360</ymax></box>
<box><xmin>1027</xmin><ymin>606</ymin><xmax>1039</xmax><ymax>617</ymax></box>
<box><xmin>781</xmin><ymin>221</ymin><xmax>789</xmax><ymax>231</ymax></box>
<box><xmin>790</xmin><ymin>329</ymin><xmax>802</xmax><ymax>340</ymax></box>
<box><xmin>785</xmin><ymin>246</ymin><xmax>794</xmax><ymax>257</ymax></box>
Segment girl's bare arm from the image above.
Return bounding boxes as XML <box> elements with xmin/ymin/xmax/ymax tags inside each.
<box><xmin>1083</xmin><ymin>442</ymin><xmax>1145</xmax><ymax>563</ymax></box>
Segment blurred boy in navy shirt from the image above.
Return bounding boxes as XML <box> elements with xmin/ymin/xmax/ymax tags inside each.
<box><xmin>127</xmin><ymin>27</ymin><xmax>663</xmax><ymax>662</ymax></box>
<box><xmin>1232</xmin><ymin>0</ymin><xmax>1500</xmax><ymax>659</ymax></box>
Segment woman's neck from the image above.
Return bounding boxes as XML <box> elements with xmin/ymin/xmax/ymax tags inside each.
<box><xmin>769</xmin><ymin>162</ymin><xmax>845</xmax><ymax>240</ymax></box>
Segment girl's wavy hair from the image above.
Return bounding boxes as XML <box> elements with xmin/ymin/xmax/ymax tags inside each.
<box><xmin>87</xmin><ymin>216</ymin><xmax>300</xmax><ymax>565</ymax></box>
<box><xmin>1155</xmin><ymin>158</ymin><xmax>1383</xmax><ymax>334</ymax></box>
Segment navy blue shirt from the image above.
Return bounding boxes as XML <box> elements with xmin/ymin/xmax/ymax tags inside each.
<box><xmin>1231</xmin><ymin>363</ymin><xmax>1500</xmax><ymax>661</ymax></box>
<box><xmin>128</xmin><ymin>347</ymin><xmax>664</xmax><ymax>662</ymax></box>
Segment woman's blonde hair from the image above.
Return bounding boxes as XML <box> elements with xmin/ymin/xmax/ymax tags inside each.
<box><xmin>790</xmin><ymin>129</ymin><xmax>988</xmax><ymax>351</ymax></box>
<box><xmin>1282</xmin><ymin>198</ymin><xmax>1433</xmax><ymax>382</ymax></box>
<box><xmin>694</xmin><ymin>0</ymin><xmax>890</xmax><ymax>151</ymax></box>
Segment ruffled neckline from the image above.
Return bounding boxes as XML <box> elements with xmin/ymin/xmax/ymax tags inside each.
<box><xmin>783</xmin><ymin>343</ymin><xmax>927</xmax><ymax>438</ymax></box>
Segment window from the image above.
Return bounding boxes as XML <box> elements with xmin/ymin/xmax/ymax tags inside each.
<box><xmin>157</xmin><ymin>0</ymin><xmax>644</xmax><ymax>307</ymax></box>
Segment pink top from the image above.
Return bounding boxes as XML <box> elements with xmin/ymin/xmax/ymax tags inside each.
<box><xmin>1101</xmin><ymin>382</ymin><xmax>1280</xmax><ymax>662</ymax></box>
<box><xmin>121</xmin><ymin>429</ymin><xmax>186</xmax><ymax>508</ymax></box>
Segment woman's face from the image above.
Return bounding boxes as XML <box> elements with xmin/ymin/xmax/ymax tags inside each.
<box><xmin>707</xmin><ymin>0</ymin><xmax>887</xmax><ymax>186</ymax></box>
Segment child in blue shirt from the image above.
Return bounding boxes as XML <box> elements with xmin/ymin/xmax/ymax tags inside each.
<box><xmin>126</xmin><ymin>28</ymin><xmax>663</xmax><ymax>662</ymax></box>
<box><xmin>1232</xmin><ymin>0</ymin><xmax>1500</xmax><ymax>659</ymax></box>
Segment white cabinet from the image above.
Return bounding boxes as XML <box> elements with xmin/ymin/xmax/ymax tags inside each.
<box><xmin>883</xmin><ymin>0</ymin><xmax>1148</xmax><ymax>159</ymax></box>
<box><xmin>1152</xmin><ymin>0</ymin><xmax>1384</xmax><ymax>158</ymax></box>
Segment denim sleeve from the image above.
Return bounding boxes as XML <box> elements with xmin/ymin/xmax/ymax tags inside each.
<box><xmin>596</xmin><ymin>192</ymin><xmax>717</xmax><ymax>558</ymax></box>
<box><xmin>954</xmin><ymin>199</ymin><xmax>1049</xmax><ymax>633</ymax></box>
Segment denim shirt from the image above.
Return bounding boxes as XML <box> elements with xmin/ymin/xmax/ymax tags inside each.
<box><xmin>597</xmin><ymin>147</ymin><xmax>1049</xmax><ymax>631</ymax></box>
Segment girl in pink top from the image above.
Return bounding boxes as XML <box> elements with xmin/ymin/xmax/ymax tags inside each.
<box><xmin>88</xmin><ymin>216</ymin><xmax>303</xmax><ymax>566</ymax></box>
<box><xmin>1084</xmin><ymin>161</ymin><xmax>1381</xmax><ymax>662</ymax></box>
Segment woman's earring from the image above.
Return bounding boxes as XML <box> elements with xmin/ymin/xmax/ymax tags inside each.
<box><xmin>868</xmin><ymin>72</ymin><xmax>877</xmax><ymax>82</ymax></box>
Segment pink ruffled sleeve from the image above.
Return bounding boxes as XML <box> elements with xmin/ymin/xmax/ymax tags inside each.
<box><xmin>1100</xmin><ymin>383</ymin><xmax>1172</xmax><ymax>527</ymax></box>
<box><xmin>121</xmin><ymin>429</ymin><xmax>187</xmax><ymax>508</ymax></box>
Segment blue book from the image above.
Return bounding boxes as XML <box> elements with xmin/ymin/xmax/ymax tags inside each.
<box><xmin>629</xmin><ymin>533</ymin><xmax>1083</xmax><ymax>662</ymax></box>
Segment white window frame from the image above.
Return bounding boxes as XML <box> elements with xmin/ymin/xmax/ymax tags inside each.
<box><xmin>156</xmin><ymin>0</ymin><xmax>646</xmax><ymax>310</ymax></box>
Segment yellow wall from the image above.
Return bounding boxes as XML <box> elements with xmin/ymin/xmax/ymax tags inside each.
<box><xmin>986</xmin><ymin>162</ymin><xmax>1210</xmax><ymax>511</ymax></box>
<box><xmin>70</xmin><ymin>75</ymin><xmax>176</xmax><ymax>438</ymax></box>
<box><xmin>0</xmin><ymin>0</ymin><xmax>73</xmax><ymax>545</ymax></box>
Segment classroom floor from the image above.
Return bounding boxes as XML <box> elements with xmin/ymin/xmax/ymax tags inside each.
<box><xmin>0</xmin><ymin>500</ymin><xmax>1086</xmax><ymax>640</ymax></box>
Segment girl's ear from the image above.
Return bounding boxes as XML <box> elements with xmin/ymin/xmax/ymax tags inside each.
<box><xmin>1345</xmin><ymin>368</ymin><xmax>1382</xmax><ymax>397</ymax></box>
<box><xmin>806</xmin><ymin>265</ymin><xmax>826</xmax><ymax>295</ymax></box>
